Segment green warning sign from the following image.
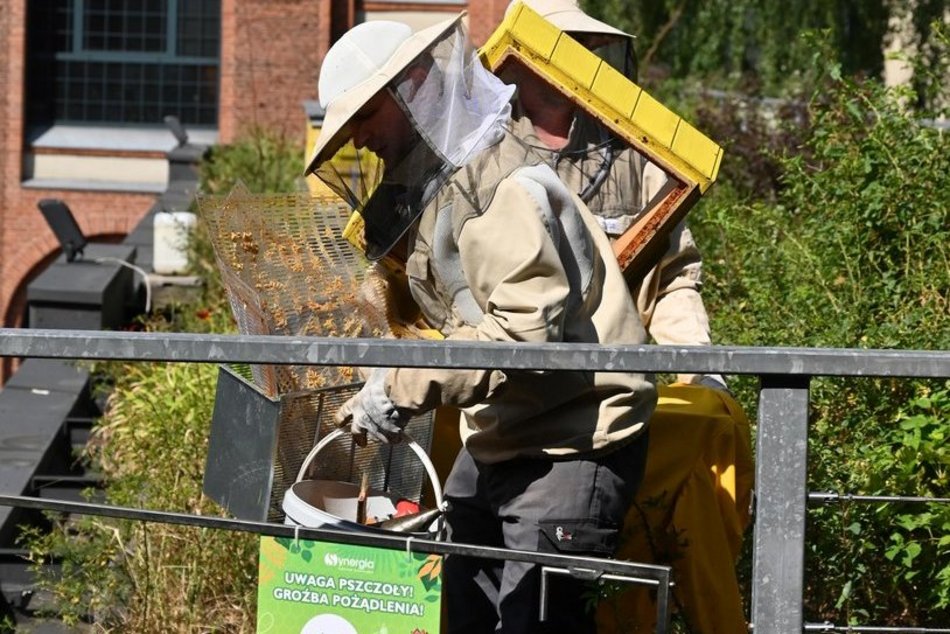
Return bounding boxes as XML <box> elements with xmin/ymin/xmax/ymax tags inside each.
<box><xmin>257</xmin><ymin>536</ymin><xmax>442</xmax><ymax>633</ymax></box>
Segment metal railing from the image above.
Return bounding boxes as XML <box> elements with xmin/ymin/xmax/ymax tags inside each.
<box><xmin>2</xmin><ymin>327</ymin><xmax>950</xmax><ymax>633</ymax></box>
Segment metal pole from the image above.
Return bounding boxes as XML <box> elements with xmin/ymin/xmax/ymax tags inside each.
<box><xmin>2</xmin><ymin>328</ymin><xmax>950</xmax><ymax>378</ymax></box>
<box><xmin>751</xmin><ymin>375</ymin><xmax>811</xmax><ymax>634</ymax></box>
<box><xmin>0</xmin><ymin>493</ymin><xmax>671</xmax><ymax>591</ymax></box>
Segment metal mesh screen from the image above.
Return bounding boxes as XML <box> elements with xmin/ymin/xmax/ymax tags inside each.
<box><xmin>198</xmin><ymin>184</ymin><xmax>436</xmax><ymax>522</ymax></box>
<box><xmin>264</xmin><ymin>382</ymin><xmax>434</xmax><ymax>522</ymax></box>
<box><xmin>197</xmin><ymin>184</ymin><xmax>379</xmax><ymax>396</ymax></box>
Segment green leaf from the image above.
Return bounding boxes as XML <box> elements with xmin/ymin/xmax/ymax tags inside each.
<box><xmin>902</xmin><ymin>542</ymin><xmax>923</xmax><ymax>567</ymax></box>
<box><xmin>835</xmin><ymin>580</ymin><xmax>853</xmax><ymax>609</ymax></box>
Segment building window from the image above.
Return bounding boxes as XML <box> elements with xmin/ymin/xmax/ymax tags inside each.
<box><xmin>26</xmin><ymin>0</ymin><xmax>220</xmax><ymax>128</ymax></box>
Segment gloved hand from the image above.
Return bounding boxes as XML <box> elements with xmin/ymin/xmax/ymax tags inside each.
<box><xmin>335</xmin><ymin>368</ymin><xmax>407</xmax><ymax>445</ymax></box>
<box><xmin>698</xmin><ymin>374</ymin><xmax>732</xmax><ymax>395</ymax></box>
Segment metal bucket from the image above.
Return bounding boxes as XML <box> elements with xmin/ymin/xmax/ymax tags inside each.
<box><xmin>282</xmin><ymin>428</ymin><xmax>444</xmax><ymax>537</ymax></box>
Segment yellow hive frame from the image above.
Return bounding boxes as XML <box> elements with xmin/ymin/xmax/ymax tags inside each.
<box><xmin>480</xmin><ymin>2</ymin><xmax>723</xmax><ymax>279</ymax></box>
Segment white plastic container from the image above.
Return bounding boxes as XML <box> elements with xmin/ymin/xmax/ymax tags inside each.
<box><xmin>153</xmin><ymin>211</ymin><xmax>197</xmax><ymax>275</ymax></box>
<box><xmin>283</xmin><ymin>479</ymin><xmax>403</xmax><ymax>533</ymax></box>
<box><xmin>282</xmin><ymin>428</ymin><xmax>444</xmax><ymax>537</ymax></box>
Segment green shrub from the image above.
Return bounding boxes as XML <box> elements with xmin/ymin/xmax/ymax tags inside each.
<box><xmin>691</xmin><ymin>28</ymin><xmax>949</xmax><ymax>625</ymax></box>
<box><xmin>27</xmin><ymin>360</ymin><xmax>258</xmax><ymax>632</ymax></box>
<box><xmin>199</xmin><ymin>125</ymin><xmax>304</xmax><ymax>195</ymax></box>
<box><xmin>873</xmin><ymin>387</ymin><xmax>950</xmax><ymax>609</ymax></box>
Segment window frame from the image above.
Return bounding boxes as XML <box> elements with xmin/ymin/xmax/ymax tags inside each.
<box><xmin>27</xmin><ymin>0</ymin><xmax>221</xmax><ymax>128</ymax></box>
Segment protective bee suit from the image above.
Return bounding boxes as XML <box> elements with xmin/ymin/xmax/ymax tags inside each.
<box><xmin>498</xmin><ymin>2</ymin><xmax>753</xmax><ymax>633</ymax></box>
<box><xmin>307</xmin><ymin>15</ymin><xmax>655</xmax><ymax>633</ymax></box>
<box><xmin>503</xmin><ymin>0</ymin><xmax>719</xmax><ymax>386</ymax></box>
<box><xmin>509</xmin><ymin>110</ymin><xmax>716</xmax><ymax>373</ymax></box>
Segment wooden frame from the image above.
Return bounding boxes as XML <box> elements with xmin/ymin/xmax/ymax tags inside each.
<box><xmin>479</xmin><ymin>2</ymin><xmax>722</xmax><ymax>281</ymax></box>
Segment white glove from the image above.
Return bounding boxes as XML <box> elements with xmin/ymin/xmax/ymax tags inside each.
<box><xmin>335</xmin><ymin>368</ymin><xmax>407</xmax><ymax>445</ymax></box>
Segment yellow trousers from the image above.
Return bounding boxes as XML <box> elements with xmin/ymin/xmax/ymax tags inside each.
<box><xmin>596</xmin><ymin>384</ymin><xmax>754</xmax><ymax>633</ymax></box>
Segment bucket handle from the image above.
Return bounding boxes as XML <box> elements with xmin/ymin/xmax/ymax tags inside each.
<box><xmin>294</xmin><ymin>427</ymin><xmax>445</xmax><ymax>514</ymax></box>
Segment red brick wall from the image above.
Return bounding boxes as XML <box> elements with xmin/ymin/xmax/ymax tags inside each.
<box><xmin>215</xmin><ymin>0</ymin><xmax>504</xmax><ymax>144</ymax></box>
<box><xmin>0</xmin><ymin>0</ymin><xmax>335</xmax><ymax>344</ymax></box>
<box><xmin>0</xmin><ymin>187</ymin><xmax>155</xmax><ymax>382</ymax></box>
<box><xmin>0</xmin><ymin>0</ymin><xmax>21</xmax><ymax>322</ymax></box>
<box><xmin>218</xmin><ymin>0</ymin><xmax>330</xmax><ymax>143</ymax></box>
<box><xmin>1</xmin><ymin>190</ymin><xmax>156</xmax><ymax>323</ymax></box>
<box><xmin>0</xmin><ymin>0</ymin><xmax>156</xmax><ymax>342</ymax></box>
<box><xmin>468</xmin><ymin>0</ymin><xmax>508</xmax><ymax>46</ymax></box>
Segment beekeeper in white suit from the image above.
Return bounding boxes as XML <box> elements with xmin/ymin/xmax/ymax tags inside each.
<box><xmin>306</xmin><ymin>14</ymin><xmax>656</xmax><ymax>633</ymax></box>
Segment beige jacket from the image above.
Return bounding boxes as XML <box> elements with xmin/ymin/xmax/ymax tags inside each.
<box><xmin>511</xmin><ymin>110</ymin><xmax>713</xmax><ymax>384</ymax></box>
<box><xmin>384</xmin><ymin>131</ymin><xmax>656</xmax><ymax>464</ymax></box>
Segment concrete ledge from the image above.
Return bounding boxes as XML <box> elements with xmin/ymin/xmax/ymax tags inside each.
<box><xmin>26</xmin><ymin>125</ymin><xmax>218</xmax><ymax>153</ymax></box>
<box><xmin>0</xmin><ymin>359</ymin><xmax>92</xmax><ymax>544</ymax></box>
<box><xmin>3</xmin><ymin>360</ymin><xmax>90</xmax><ymax>396</ymax></box>
<box><xmin>21</xmin><ymin>178</ymin><xmax>166</xmax><ymax>194</ymax></box>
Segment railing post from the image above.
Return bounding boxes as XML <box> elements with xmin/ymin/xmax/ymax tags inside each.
<box><xmin>751</xmin><ymin>374</ymin><xmax>810</xmax><ymax>633</ymax></box>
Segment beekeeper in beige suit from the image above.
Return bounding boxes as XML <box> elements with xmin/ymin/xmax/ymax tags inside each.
<box><xmin>306</xmin><ymin>13</ymin><xmax>655</xmax><ymax>634</ymax></box>
<box><xmin>502</xmin><ymin>0</ymin><xmax>725</xmax><ymax>389</ymax></box>
<box><xmin>494</xmin><ymin>3</ymin><xmax>752</xmax><ymax>633</ymax></box>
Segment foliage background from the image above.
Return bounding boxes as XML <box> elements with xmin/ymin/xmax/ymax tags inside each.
<box><xmin>694</xmin><ymin>63</ymin><xmax>950</xmax><ymax>626</ymax></box>
<box><xmin>578</xmin><ymin>0</ymin><xmax>949</xmax><ymax>625</ymax></box>
<box><xmin>583</xmin><ymin>0</ymin><xmax>947</xmax><ymax>97</ymax></box>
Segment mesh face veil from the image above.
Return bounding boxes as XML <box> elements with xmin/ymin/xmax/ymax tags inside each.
<box><xmin>313</xmin><ymin>19</ymin><xmax>515</xmax><ymax>261</ymax></box>
<box><xmin>508</xmin><ymin>0</ymin><xmax>638</xmax><ymax>81</ymax></box>
<box><xmin>585</xmin><ymin>35</ymin><xmax>638</xmax><ymax>82</ymax></box>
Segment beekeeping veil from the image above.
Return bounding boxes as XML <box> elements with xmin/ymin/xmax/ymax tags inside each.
<box><xmin>306</xmin><ymin>14</ymin><xmax>516</xmax><ymax>260</ymax></box>
<box><xmin>511</xmin><ymin>0</ymin><xmax>638</xmax><ymax>81</ymax></box>
<box><xmin>500</xmin><ymin>0</ymin><xmax>646</xmax><ymax>208</ymax></box>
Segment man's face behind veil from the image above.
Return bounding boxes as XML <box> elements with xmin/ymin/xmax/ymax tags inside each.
<box><xmin>350</xmin><ymin>90</ymin><xmax>416</xmax><ymax>166</ymax></box>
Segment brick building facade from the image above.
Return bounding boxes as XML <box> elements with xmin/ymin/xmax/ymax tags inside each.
<box><xmin>0</xmin><ymin>0</ymin><xmax>506</xmax><ymax>355</ymax></box>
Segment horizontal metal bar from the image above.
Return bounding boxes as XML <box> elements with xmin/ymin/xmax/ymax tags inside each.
<box><xmin>2</xmin><ymin>329</ymin><xmax>949</xmax><ymax>378</ymax></box>
<box><xmin>810</xmin><ymin>492</ymin><xmax>950</xmax><ymax>505</ymax></box>
<box><xmin>55</xmin><ymin>51</ymin><xmax>219</xmax><ymax>65</ymax></box>
<box><xmin>0</xmin><ymin>494</ymin><xmax>671</xmax><ymax>583</ymax></box>
<box><xmin>806</xmin><ymin>623</ymin><xmax>950</xmax><ymax>633</ymax></box>
<box><xmin>540</xmin><ymin>566</ymin><xmax>672</xmax><ymax>634</ymax></box>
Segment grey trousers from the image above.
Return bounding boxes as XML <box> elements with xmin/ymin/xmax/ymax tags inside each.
<box><xmin>443</xmin><ymin>432</ymin><xmax>649</xmax><ymax>634</ymax></box>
